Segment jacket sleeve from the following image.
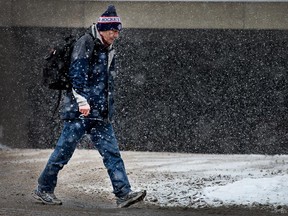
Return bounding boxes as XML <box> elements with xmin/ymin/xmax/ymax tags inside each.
<box><xmin>69</xmin><ymin>34</ymin><xmax>94</xmax><ymax>106</ymax></box>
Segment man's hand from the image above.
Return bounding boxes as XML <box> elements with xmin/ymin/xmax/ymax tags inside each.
<box><xmin>79</xmin><ymin>104</ymin><xmax>90</xmax><ymax>116</ymax></box>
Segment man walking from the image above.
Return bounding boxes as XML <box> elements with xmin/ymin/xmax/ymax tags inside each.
<box><xmin>32</xmin><ymin>5</ymin><xmax>146</xmax><ymax>208</ymax></box>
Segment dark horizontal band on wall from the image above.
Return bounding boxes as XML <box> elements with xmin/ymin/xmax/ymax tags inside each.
<box><xmin>1</xmin><ymin>26</ymin><xmax>288</xmax><ymax>153</ymax></box>
<box><xmin>1</xmin><ymin>0</ymin><xmax>288</xmax><ymax>29</ymax></box>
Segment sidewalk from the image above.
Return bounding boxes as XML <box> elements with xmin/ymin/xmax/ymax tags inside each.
<box><xmin>0</xmin><ymin>148</ymin><xmax>287</xmax><ymax>215</ymax></box>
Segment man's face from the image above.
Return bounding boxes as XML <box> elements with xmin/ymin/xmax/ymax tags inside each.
<box><xmin>100</xmin><ymin>30</ymin><xmax>120</xmax><ymax>46</ymax></box>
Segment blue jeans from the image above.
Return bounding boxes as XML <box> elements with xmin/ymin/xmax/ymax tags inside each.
<box><xmin>37</xmin><ymin>119</ymin><xmax>131</xmax><ymax>198</ymax></box>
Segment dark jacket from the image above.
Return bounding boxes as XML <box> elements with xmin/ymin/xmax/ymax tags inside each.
<box><xmin>60</xmin><ymin>25</ymin><xmax>116</xmax><ymax>122</ymax></box>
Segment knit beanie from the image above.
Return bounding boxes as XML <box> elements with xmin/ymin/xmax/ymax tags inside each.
<box><xmin>96</xmin><ymin>5</ymin><xmax>122</xmax><ymax>31</ymax></box>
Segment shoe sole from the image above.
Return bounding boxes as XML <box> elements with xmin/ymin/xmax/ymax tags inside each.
<box><xmin>32</xmin><ymin>191</ymin><xmax>62</xmax><ymax>205</ymax></box>
<box><xmin>118</xmin><ymin>190</ymin><xmax>147</xmax><ymax>208</ymax></box>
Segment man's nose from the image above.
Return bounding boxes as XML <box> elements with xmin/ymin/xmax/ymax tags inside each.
<box><xmin>114</xmin><ymin>31</ymin><xmax>119</xmax><ymax>38</ymax></box>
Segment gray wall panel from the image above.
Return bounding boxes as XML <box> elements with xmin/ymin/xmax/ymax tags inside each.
<box><xmin>0</xmin><ymin>0</ymin><xmax>288</xmax><ymax>29</ymax></box>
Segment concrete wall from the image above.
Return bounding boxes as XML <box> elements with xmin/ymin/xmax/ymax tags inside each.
<box><xmin>1</xmin><ymin>0</ymin><xmax>288</xmax><ymax>154</ymax></box>
<box><xmin>1</xmin><ymin>0</ymin><xmax>288</xmax><ymax>29</ymax></box>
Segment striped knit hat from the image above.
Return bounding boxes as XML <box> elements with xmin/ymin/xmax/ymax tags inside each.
<box><xmin>96</xmin><ymin>5</ymin><xmax>122</xmax><ymax>31</ymax></box>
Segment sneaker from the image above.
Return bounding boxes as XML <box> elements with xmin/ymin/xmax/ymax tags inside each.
<box><xmin>116</xmin><ymin>190</ymin><xmax>146</xmax><ymax>208</ymax></box>
<box><xmin>32</xmin><ymin>189</ymin><xmax>62</xmax><ymax>205</ymax></box>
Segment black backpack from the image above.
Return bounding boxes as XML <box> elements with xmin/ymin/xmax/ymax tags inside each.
<box><xmin>42</xmin><ymin>31</ymin><xmax>96</xmax><ymax>115</ymax></box>
<box><xmin>42</xmin><ymin>34</ymin><xmax>77</xmax><ymax>90</ymax></box>
<box><xmin>42</xmin><ymin>31</ymin><xmax>98</xmax><ymax>91</ymax></box>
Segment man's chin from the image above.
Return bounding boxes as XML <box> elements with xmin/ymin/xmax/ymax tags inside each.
<box><xmin>103</xmin><ymin>41</ymin><xmax>112</xmax><ymax>46</ymax></box>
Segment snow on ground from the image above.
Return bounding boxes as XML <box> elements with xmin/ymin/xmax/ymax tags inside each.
<box><xmin>75</xmin><ymin>151</ymin><xmax>288</xmax><ymax>211</ymax></box>
<box><xmin>203</xmin><ymin>175</ymin><xmax>288</xmax><ymax>206</ymax></box>
<box><xmin>1</xmin><ymin>146</ymin><xmax>288</xmax><ymax>212</ymax></box>
<box><xmin>0</xmin><ymin>143</ymin><xmax>11</xmax><ymax>150</ymax></box>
